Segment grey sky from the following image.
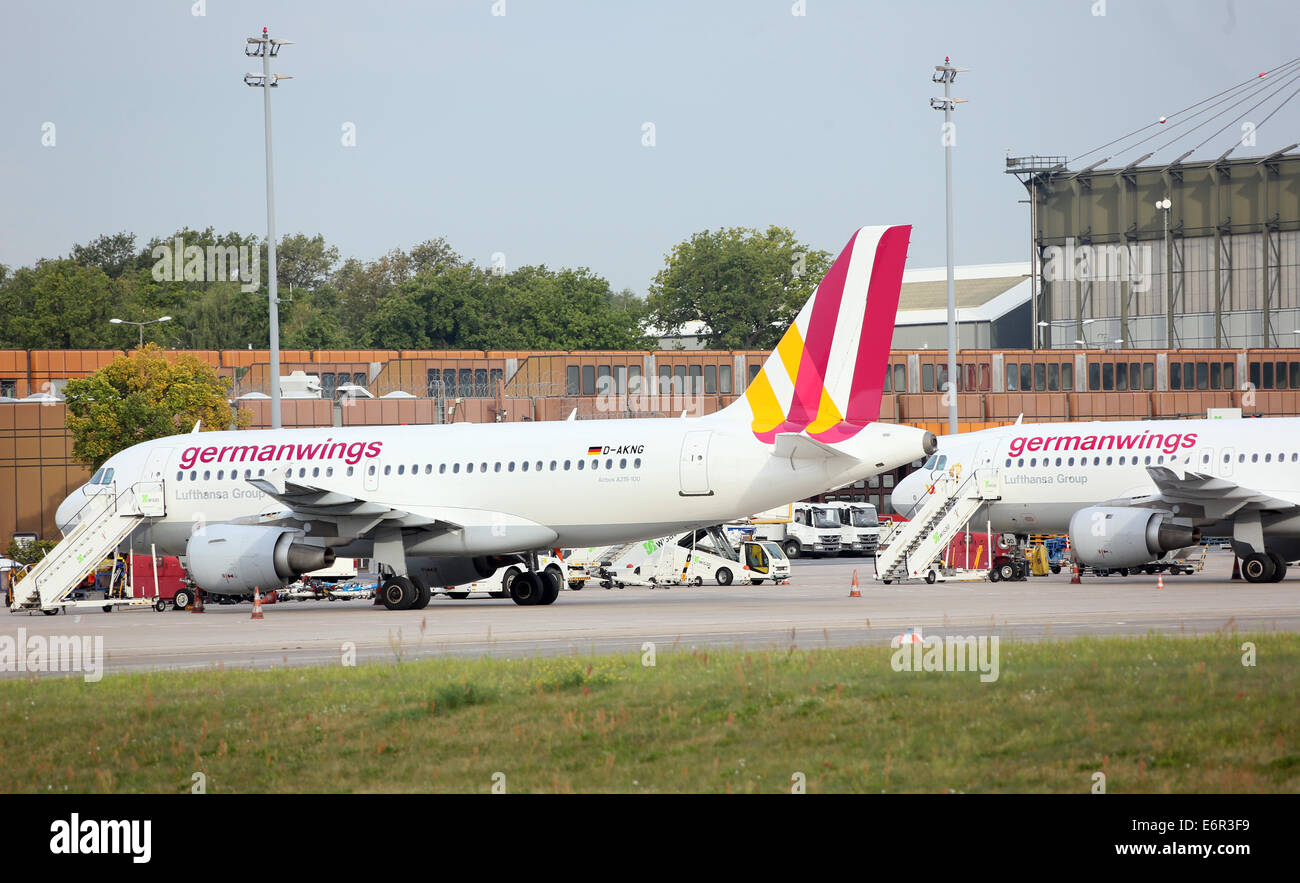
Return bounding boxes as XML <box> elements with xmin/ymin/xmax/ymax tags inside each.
<box><xmin>3</xmin><ymin>0</ymin><xmax>1298</xmax><ymax>296</ymax></box>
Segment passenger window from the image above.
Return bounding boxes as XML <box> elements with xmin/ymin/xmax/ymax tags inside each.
<box><xmin>398</xmin><ymin>465</ymin><xmax>405</xmax><ymax>475</ymax></box>
<box><xmin>564</xmin><ymin>460</ymin><xmax>571</xmax><ymax>470</ymax></box>
<box><xmin>347</xmin><ymin>467</ymin><xmax>354</xmax><ymax>477</ymax></box>
<box><xmin>313</xmin><ymin>467</ymin><xmax>320</xmax><ymax>477</ymax></box>
<box><xmin>634</xmin><ymin>458</ymin><xmax>641</xmax><ymax>468</ymax></box>
<box><xmin>509</xmin><ymin>462</ymin><xmax>516</xmax><ymax>472</ymax></box>
<box><xmin>467</xmin><ymin>463</ymin><xmax>475</xmax><ymax>473</ymax></box>
<box><xmin>620</xmin><ymin>458</ymin><xmax>627</xmax><ymax>468</ymax></box>
<box><xmin>550</xmin><ymin>460</ymin><xmax>557</xmax><ymax>471</ymax></box>
<box><xmin>494</xmin><ymin>462</ymin><xmax>502</xmax><ymax>472</ymax></box>
<box><xmin>203</xmin><ymin>470</ymin><xmax>210</xmax><ymax>480</ymax></box>
<box><xmin>453</xmin><ymin>463</ymin><xmax>460</xmax><ymax>473</ymax></box>
<box><xmin>590</xmin><ymin>460</ymin><xmax>598</xmax><ymax>470</ymax></box>
<box><xmin>385</xmin><ymin>465</ymin><xmax>392</xmax><ymax>475</ymax></box>
<box><xmin>176</xmin><ymin>471</ymin><xmax>183</xmax><ymax>481</ymax></box>
<box><xmin>577</xmin><ymin>460</ymin><xmax>585</xmax><ymax>470</ymax></box>
<box><xmin>439</xmin><ymin>464</ymin><xmax>446</xmax><ymax>474</ymax></box>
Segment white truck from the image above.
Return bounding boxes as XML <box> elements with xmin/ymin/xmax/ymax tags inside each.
<box><xmin>581</xmin><ymin>526</ymin><xmax>790</xmax><ymax>587</ymax></box>
<box><xmin>745</xmin><ymin>503</ymin><xmax>842</xmax><ymax>559</ymax></box>
<box><xmin>827</xmin><ymin>502</ymin><xmax>881</xmax><ymax>556</ymax></box>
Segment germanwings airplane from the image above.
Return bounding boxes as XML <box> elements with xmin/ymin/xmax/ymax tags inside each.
<box><xmin>891</xmin><ymin>417</ymin><xmax>1300</xmax><ymax>583</ymax></box>
<box><xmin>49</xmin><ymin>225</ymin><xmax>936</xmax><ymax>610</ymax></box>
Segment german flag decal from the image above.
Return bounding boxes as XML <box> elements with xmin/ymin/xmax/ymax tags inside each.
<box><xmin>587</xmin><ymin>446</ymin><xmax>603</xmax><ymax>455</ymax></box>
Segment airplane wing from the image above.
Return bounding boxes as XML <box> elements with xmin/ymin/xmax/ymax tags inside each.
<box><xmin>245</xmin><ymin>478</ymin><xmax>455</xmax><ymax>536</ymax></box>
<box><xmin>238</xmin><ymin>478</ymin><xmax>559</xmax><ymax>553</ymax></box>
<box><xmin>1106</xmin><ymin>466</ymin><xmax>1300</xmax><ymax>521</ymax></box>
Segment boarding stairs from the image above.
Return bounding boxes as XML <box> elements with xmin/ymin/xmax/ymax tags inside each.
<box><xmin>9</xmin><ymin>481</ymin><xmax>164</xmax><ymax>612</ymax></box>
<box><xmin>875</xmin><ymin>468</ymin><xmax>1000</xmax><ymax>583</ymax></box>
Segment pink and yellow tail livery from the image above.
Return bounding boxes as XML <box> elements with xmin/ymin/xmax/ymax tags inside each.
<box><xmin>740</xmin><ymin>225</ymin><xmax>911</xmax><ymax>444</ymax></box>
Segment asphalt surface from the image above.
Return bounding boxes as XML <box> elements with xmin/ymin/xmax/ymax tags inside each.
<box><xmin>3</xmin><ymin>550</ymin><xmax>1296</xmax><ymax>676</ymax></box>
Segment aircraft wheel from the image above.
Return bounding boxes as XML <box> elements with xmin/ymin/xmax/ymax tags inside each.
<box><xmin>1241</xmin><ymin>552</ymin><xmax>1274</xmax><ymax>583</ymax></box>
<box><xmin>173</xmin><ymin>588</ymin><xmax>193</xmax><ymax>610</ymax></box>
<box><xmin>510</xmin><ymin>571</ymin><xmax>544</xmax><ymax>606</ymax></box>
<box><xmin>1266</xmin><ymin>551</ymin><xmax>1287</xmax><ymax>582</ymax></box>
<box><xmin>715</xmin><ymin>567</ymin><xmax>733</xmax><ymax>586</ymax></box>
<box><xmin>1118</xmin><ymin>568</ymin><xmax>1129</xmax><ymax>577</ymax></box>
<box><xmin>538</xmin><ymin>570</ymin><xmax>562</xmax><ymax>605</ymax></box>
<box><xmin>381</xmin><ymin>576</ymin><xmax>417</xmax><ymax>610</ymax></box>
<box><xmin>411</xmin><ymin>579</ymin><xmax>432</xmax><ymax>609</ymax></box>
<box><xmin>996</xmin><ymin>562</ymin><xmax>1016</xmax><ymax>582</ymax></box>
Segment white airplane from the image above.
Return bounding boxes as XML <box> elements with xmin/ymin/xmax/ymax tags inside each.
<box><xmin>49</xmin><ymin>224</ymin><xmax>935</xmax><ymax>610</ymax></box>
<box><xmin>891</xmin><ymin>416</ymin><xmax>1300</xmax><ymax>583</ymax></box>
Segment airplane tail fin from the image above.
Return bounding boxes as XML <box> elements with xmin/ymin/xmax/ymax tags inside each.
<box><xmin>721</xmin><ymin>224</ymin><xmax>912</xmax><ymax>444</ymax></box>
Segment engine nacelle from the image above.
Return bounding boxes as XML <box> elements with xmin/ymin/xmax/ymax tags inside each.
<box><xmin>1068</xmin><ymin>507</ymin><xmax>1201</xmax><ymax>569</ymax></box>
<box><xmin>409</xmin><ymin>556</ymin><xmax>502</xmax><ymax>588</ymax></box>
<box><xmin>186</xmin><ymin>524</ymin><xmax>334</xmax><ymax>594</ymax></box>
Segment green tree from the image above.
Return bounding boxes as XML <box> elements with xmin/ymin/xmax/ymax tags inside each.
<box><xmin>277</xmin><ymin>233</ymin><xmax>340</xmax><ymax>294</ymax></box>
<box><xmin>0</xmin><ymin>260</ymin><xmax>131</xmax><ymax>348</ymax></box>
<box><xmin>63</xmin><ymin>344</ymin><xmax>250</xmax><ymax>470</ymax></box>
<box><xmin>647</xmin><ymin>226</ymin><xmax>830</xmax><ymax>350</ymax></box>
<box><xmin>70</xmin><ymin>231</ymin><xmax>138</xmax><ymax>278</ymax></box>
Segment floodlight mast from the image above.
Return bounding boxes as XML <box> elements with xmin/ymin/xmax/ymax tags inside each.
<box><xmin>931</xmin><ymin>57</ymin><xmax>967</xmax><ymax>435</ymax></box>
<box><xmin>244</xmin><ymin>28</ymin><xmax>293</xmax><ymax>428</ymax></box>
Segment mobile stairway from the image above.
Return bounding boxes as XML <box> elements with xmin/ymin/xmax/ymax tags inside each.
<box><xmin>9</xmin><ymin>481</ymin><xmax>163</xmax><ymax>614</ymax></box>
<box><xmin>875</xmin><ymin>468</ymin><xmax>1001</xmax><ymax>584</ymax></box>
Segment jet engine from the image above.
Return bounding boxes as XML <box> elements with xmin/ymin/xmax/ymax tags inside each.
<box><xmin>186</xmin><ymin>524</ymin><xmax>334</xmax><ymax>594</ymax></box>
<box><xmin>1067</xmin><ymin>507</ymin><xmax>1200</xmax><ymax>569</ymax></box>
<box><xmin>410</xmin><ymin>556</ymin><xmax>508</xmax><ymax>588</ymax></box>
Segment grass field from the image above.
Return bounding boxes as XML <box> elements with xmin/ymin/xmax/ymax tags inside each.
<box><xmin>1</xmin><ymin>633</ymin><xmax>1296</xmax><ymax>793</ymax></box>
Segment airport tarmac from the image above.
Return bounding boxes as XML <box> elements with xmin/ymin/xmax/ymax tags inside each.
<box><xmin>3</xmin><ymin>550</ymin><xmax>1296</xmax><ymax>676</ymax></box>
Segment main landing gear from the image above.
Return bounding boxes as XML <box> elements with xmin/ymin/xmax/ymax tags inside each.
<box><xmin>380</xmin><ymin>575</ymin><xmax>432</xmax><ymax>610</ymax></box>
<box><xmin>1240</xmin><ymin>551</ymin><xmax>1287</xmax><ymax>584</ymax></box>
<box><xmin>507</xmin><ymin>559</ymin><xmax>561</xmax><ymax>607</ymax></box>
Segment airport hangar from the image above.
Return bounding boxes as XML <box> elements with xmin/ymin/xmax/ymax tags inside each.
<box><xmin>2</xmin><ymin>151</ymin><xmax>1300</xmax><ymax>541</ymax></box>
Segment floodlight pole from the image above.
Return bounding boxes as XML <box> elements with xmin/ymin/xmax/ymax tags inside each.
<box><xmin>932</xmin><ymin>57</ymin><xmax>966</xmax><ymax>436</ymax></box>
<box><xmin>245</xmin><ymin>28</ymin><xmax>291</xmax><ymax>429</ymax></box>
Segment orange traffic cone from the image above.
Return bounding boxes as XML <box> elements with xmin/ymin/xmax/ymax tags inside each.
<box><xmin>251</xmin><ymin>588</ymin><xmax>264</xmax><ymax>620</ymax></box>
<box><xmin>1070</xmin><ymin>562</ymin><xmax>1082</xmax><ymax>585</ymax></box>
<box><xmin>1231</xmin><ymin>557</ymin><xmax>1242</xmax><ymax>581</ymax></box>
<box><xmin>191</xmin><ymin>589</ymin><xmax>205</xmax><ymax>614</ymax></box>
<box><xmin>1156</xmin><ymin>573</ymin><xmax>1164</xmax><ymax>590</ymax></box>
<box><xmin>849</xmin><ymin>569</ymin><xmax>861</xmax><ymax>598</ymax></box>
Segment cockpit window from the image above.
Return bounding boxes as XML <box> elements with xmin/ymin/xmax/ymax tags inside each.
<box><xmin>922</xmin><ymin>455</ymin><xmax>938</xmax><ymax>470</ymax></box>
<box><xmin>89</xmin><ymin>468</ymin><xmax>104</xmax><ymax>484</ymax></box>
<box><xmin>102</xmin><ymin>468</ymin><xmax>114</xmax><ymax>485</ymax></box>
<box><xmin>935</xmin><ymin>455</ymin><xmax>947</xmax><ymax>470</ymax></box>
